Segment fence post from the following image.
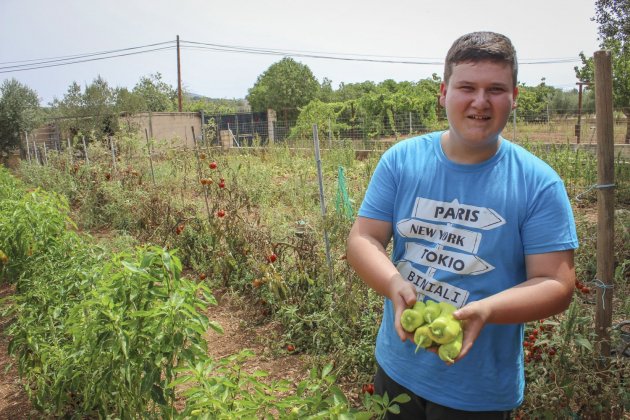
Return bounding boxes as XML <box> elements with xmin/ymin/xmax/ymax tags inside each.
<box><xmin>144</xmin><ymin>128</ymin><xmax>156</xmax><ymax>186</ymax></box>
<box><xmin>43</xmin><ymin>143</ymin><xmax>48</xmax><ymax>165</ymax></box>
<box><xmin>313</xmin><ymin>124</ymin><xmax>334</xmax><ymax>285</ymax></box>
<box><xmin>512</xmin><ymin>108</ymin><xmax>517</xmax><ymax>141</ymax></box>
<box><xmin>191</xmin><ymin>125</ymin><xmax>212</xmax><ymax>221</ymax></box>
<box><xmin>109</xmin><ymin>135</ymin><xmax>117</xmax><ymax>172</ymax></box>
<box><xmin>67</xmin><ymin>138</ymin><xmax>73</xmax><ymax>165</ymax></box>
<box><xmin>409</xmin><ymin>111</ymin><xmax>413</xmax><ymax>135</ymax></box>
<box><xmin>25</xmin><ymin>131</ymin><xmax>31</xmax><ymax>163</ymax></box>
<box><xmin>82</xmin><ymin>136</ymin><xmax>89</xmax><ymax>165</ymax></box>
<box><xmin>33</xmin><ymin>143</ymin><xmax>40</xmax><ymax>165</ymax></box>
<box><xmin>328</xmin><ymin>118</ymin><xmax>332</xmax><ymax>149</ymax></box>
<box><xmin>200</xmin><ymin>111</ymin><xmax>205</xmax><ymax>146</ymax></box>
<box><xmin>594</xmin><ymin>50</ymin><xmax>615</xmax><ymax>361</ymax></box>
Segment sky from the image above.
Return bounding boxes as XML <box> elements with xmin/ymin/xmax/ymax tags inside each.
<box><xmin>1</xmin><ymin>0</ymin><xmax>602</xmax><ymax>106</ymax></box>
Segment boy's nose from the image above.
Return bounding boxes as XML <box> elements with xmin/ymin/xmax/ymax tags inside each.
<box><xmin>471</xmin><ymin>90</ymin><xmax>490</xmax><ymax>106</ymax></box>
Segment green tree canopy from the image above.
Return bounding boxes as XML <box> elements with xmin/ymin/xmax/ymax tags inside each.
<box><xmin>576</xmin><ymin>0</ymin><xmax>630</xmax><ymax>142</ymax></box>
<box><xmin>0</xmin><ymin>79</ymin><xmax>41</xmax><ymax>156</ymax></box>
<box><xmin>132</xmin><ymin>73</ymin><xmax>176</xmax><ymax>112</ymax></box>
<box><xmin>515</xmin><ymin>79</ymin><xmax>555</xmax><ymax>122</ymax></box>
<box><xmin>593</xmin><ymin>0</ymin><xmax>629</xmax><ymax>47</ymax></box>
<box><xmin>246</xmin><ymin>57</ymin><xmax>320</xmax><ymax>120</ymax></box>
<box><xmin>52</xmin><ymin>76</ymin><xmax>118</xmax><ymax>139</ymax></box>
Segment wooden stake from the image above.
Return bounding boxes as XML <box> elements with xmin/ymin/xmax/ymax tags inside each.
<box><xmin>313</xmin><ymin>124</ymin><xmax>334</xmax><ymax>285</ymax></box>
<box><xmin>145</xmin><ymin>129</ymin><xmax>156</xmax><ymax>186</ymax></box>
<box><xmin>192</xmin><ymin>125</ymin><xmax>212</xmax><ymax>221</ymax></box>
<box><xmin>594</xmin><ymin>50</ymin><xmax>615</xmax><ymax>359</ymax></box>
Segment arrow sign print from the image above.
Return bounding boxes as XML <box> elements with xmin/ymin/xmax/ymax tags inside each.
<box><xmin>412</xmin><ymin>198</ymin><xmax>505</xmax><ymax>230</ymax></box>
<box><xmin>397</xmin><ymin>218</ymin><xmax>482</xmax><ymax>254</ymax></box>
<box><xmin>403</xmin><ymin>242</ymin><xmax>494</xmax><ymax>275</ymax></box>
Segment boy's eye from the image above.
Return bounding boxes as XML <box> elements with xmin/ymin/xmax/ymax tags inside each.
<box><xmin>459</xmin><ymin>86</ymin><xmax>474</xmax><ymax>91</ymax></box>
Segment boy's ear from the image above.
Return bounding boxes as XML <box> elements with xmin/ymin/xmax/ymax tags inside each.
<box><xmin>439</xmin><ymin>82</ymin><xmax>447</xmax><ymax>107</ymax></box>
<box><xmin>512</xmin><ymin>86</ymin><xmax>519</xmax><ymax>109</ymax></box>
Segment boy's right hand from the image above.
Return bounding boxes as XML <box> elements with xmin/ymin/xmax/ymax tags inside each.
<box><xmin>387</xmin><ymin>274</ymin><xmax>418</xmax><ymax>341</ymax></box>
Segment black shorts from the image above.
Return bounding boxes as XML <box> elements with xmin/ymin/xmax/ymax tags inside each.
<box><xmin>374</xmin><ymin>364</ymin><xmax>512</xmax><ymax>420</ymax></box>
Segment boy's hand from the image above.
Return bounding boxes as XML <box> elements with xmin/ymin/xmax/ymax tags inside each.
<box><xmin>452</xmin><ymin>300</ymin><xmax>491</xmax><ymax>361</ymax></box>
<box><xmin>387</xmin><ymin>274</ymin><xmax>418</xmax><ymax>341</ymax></box>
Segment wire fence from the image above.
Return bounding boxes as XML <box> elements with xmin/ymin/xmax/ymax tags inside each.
<box><xmin>21</xmin><ymin>118</ymin><xmax>630</xmax><ymax>209</ymax></box>
<box><xmin>22</xmin><ymin>108</ymin><xmax>629</xmax><ymax>160</ymax></box>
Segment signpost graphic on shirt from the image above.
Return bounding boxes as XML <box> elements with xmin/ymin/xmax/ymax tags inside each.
<box><xmin>396</xmin><ymin>198</ymin><xmax>506</xmax><ymax>308</ymax></box>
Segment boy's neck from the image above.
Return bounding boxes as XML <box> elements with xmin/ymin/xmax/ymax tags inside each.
<box><xmin>440</xmin><ymin>131</ymin><xmax>501</xmax><ymax>164</ymax></box>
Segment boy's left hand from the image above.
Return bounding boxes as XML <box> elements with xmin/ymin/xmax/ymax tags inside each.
<box><xmin>452</xmin><ymin>301</ymin><xmax>491</xmax><ymax>361</ymax></box>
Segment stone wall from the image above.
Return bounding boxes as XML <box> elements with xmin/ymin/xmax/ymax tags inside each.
<box><xmin>119</xmin><ymin>112</ymin><xmax>203</xmax><ymax>147</ymax></box>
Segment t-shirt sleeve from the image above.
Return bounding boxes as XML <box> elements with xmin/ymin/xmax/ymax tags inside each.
<box><xmin>358</xmin><ymin>150</ymin><xmax>398</xmax><ymax>222</ymax></box>
<box><xmin>521</xmin><ymin>180</ymin><xmax>579</xmax><ymax>255</ymax></box>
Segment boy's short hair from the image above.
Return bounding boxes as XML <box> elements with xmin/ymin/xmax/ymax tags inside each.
<box><xmin>444</xmin><ymin>31</ymin><xmax>518</xmax><ymax>87</ymax></box>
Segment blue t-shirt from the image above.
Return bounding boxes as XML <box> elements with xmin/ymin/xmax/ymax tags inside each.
<box><xmin>358</xmin><ymin>131</ymin><xmax>578</xmax><ymax>411</ymax></box>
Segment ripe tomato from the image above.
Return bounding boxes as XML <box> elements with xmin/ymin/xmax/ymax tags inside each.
<box><xmin>217</xmin><ymin>210</ymin><xmax>225</xmax><ymax>218</ymax></box>
<box><xmin>209</xmin><ymin>162</ymin><xmax>217</xmax><ymax>169</ymax></box>
<box><xmin>199</xmin><ymin>273</ymin><xmax>207</xmax><ymax>280</ymax></box>
<box><xmin>362</xmin><ymin>383</ymin><xmax>375</xmax><ymax>395</ymax></box>
<box><xmin>218</xmin><ymin>182</ymin><xmax>225</xmax><ymax>189</ymax></box>
<box><xmin>287</xmin><ymin>344</ymin><xmax>295</xmax><ymax>352</ymax></box>
<box><xmin>266</xmin><ymin>253</ymin><xmax>277</xmax><ymax>263</ymax></box>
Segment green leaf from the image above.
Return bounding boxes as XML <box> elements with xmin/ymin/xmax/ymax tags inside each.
<box><xmin>208</xmin><ymin>321</ymin><xmax>223</xmax><ymax>334</ymax></box>
<box><xmin>151</xmin><ymin>383</ymin><xmax>167</xmax><ymax>405</ymax></box>
<box><xmin>387</xmin><ymin>404</ymin><xmax>401</xmax><ymax>415</ymax></box>
<box><xmin>392</xmin><ymin>393</ymin><xmax>411</xmax><ymax>404</ymax></box>
<box><xmin>321</xmin><ymin>363</ymin><xmax>333</xmax><ymax>378</ymax></box>
<box><xmin>575</xmin><ymin>337</ymin><xmax>593</xmax><ymax>351</ymax></box>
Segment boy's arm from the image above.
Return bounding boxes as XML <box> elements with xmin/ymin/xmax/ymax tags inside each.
<box><xmin>347</xmin><ymin>216</ymin><xmax>417</xmax><ymax>340</ymax></box>
<box><xmin>453</xmin><ymin>250</ymin><xmax>575</xmax><ymax>360</ymax></box>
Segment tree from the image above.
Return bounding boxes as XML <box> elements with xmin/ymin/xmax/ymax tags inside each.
<box><xmin>131</xmin><ymin>73</ymin><xmax>176</xmax><ymax>112</ymax></box>
<box><xmin>0</xmin><ymin>79</ymin><xmax>41</xmax><ymax>156</ymax></box>
<box><xmin>593</xmin><ymin>0</ymin><xmax>630</xmax><ymax>46</ymax></box>
<box><xmin>515</xmin><ymin>79</ymin><xmax>555</xmax><ymax>122</ymax></box>
<box><xmin>246</xmin><ymin>58</ymin><xmax>320</xmax><ymax>121</ymax></box>
<box><xmin>576</xmin><ymin>0</ymin><xmax>630</xmax><ymax>142</ymax></box>
<box><xmin>115</xmin><ymin>87</ymin><xmax>146</xmax><ymax>115</ymax></box>
<box><xmin>52</xmin><ymin>76</ymin><xmax>118</xmax><ymax>139</ymax></box>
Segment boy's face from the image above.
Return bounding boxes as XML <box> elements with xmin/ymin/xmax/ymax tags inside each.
<box><xmin>439</xmin><ymin>60</ymin><xmax>518</xmax><ymax>149</ymax></box>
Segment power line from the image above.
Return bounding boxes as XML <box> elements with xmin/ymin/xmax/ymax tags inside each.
<box><xmin>181</xmin><ymin>40</ymin><xmax>581</xmax><ymax>65</ymax></box>
<box><xmin>1</xmin><ymin>38</ymin><xmax>582</xmax><ymax>75</ymax></box>
<box><xmin>0</xmin><ymin>41</ymin><xmax>174</xmax><ymax>67</ymax></box>
<box><xmin>181</xmin><ymin>40</ymin><xmax>446</xmax><ymax>61</ymax></box>
<box><xmin>0</xmin><ymin>46</ymin><xmax>175</xmax><ymax>74</ymax></box>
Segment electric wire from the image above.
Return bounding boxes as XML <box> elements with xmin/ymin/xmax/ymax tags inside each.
<box><xmin>1</xmin><ymin>38</ymin><xmax>581</xmax><ymax>75</ymax></box>
<box><xmin>0</xmin><ymin>46</ymin><xmax>175</xmax><ymax>73</ymax></box>
<box><xmin>0</xmin><ymin>41</ymin><xmax>174</xmax><ymax>67</ymax></box>
<box><xmin>180</xmin><ymin>40</ymin><xmax>580</xmax><ymax>65</ymax></box>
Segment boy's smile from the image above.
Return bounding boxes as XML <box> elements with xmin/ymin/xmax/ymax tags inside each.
<box><xmin>439</xmin><ymin>60</ymin><xmax>518</xmax><ymax>164</ymax></box>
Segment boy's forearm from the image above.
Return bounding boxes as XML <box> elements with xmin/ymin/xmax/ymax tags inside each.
<box><xmin>346</xmin><ymin>232</ymin><xmax>401</xmax><ymax>299</ymax></box>
<box><xmin>481</xmin><ymin>276</ymin><xmax>574</xmax><ymax>324</ymax></box>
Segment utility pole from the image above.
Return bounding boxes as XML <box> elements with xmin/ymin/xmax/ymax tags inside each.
<box><xmin>177</xmin><ymin>35</ymin><xmax>183</xmax><ymax>112</ymax></box>
<box><xmin>575</xmin><ymin>81</ymin><xmax>591</xmax><ymax>144</ymax></box>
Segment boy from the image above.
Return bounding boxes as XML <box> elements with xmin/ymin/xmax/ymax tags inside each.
<box><xmin>346</xmin><ymin>31</ymin><xmax>578</xmax><ymax>419</ymax></box>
